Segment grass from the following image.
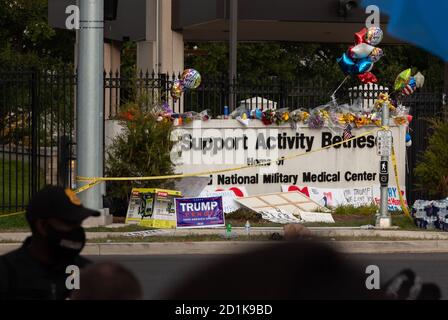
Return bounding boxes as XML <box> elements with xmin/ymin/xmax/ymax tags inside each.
<box><xmin>0</xmin><ymin>160</ymin><xmax>31</xmax><ymax>214</ymax></box>
<box><xmin>0</xmin><ymin>159</ymin><xmax>45</xmax><ymax>214</ymax></box>
<box><xmin>332</xmin><ymin>204</ymin><xmax>378</xmax><ymax>216</ymax></box>
<box><xmin>0</xmin><ymin>212</ymin><xmax>29</xmax><ymax>232</ymax></box>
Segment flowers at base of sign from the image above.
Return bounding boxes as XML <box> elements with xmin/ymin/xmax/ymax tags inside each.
<box><xmin>373</xmin><ymin>93</ymin><xmax>412</xmax><ymax>125</ymax></box>
<box><xmin>272</xmin><ymin>108</ymin><xmax>290</xmax><ymax>125</ymax></box>
<box><xmin>289</xmin><ymin>109</ymin><xmax>310</xmax><ymax>129</ymax></box>
<box><xmin>307</xmin><ymin>109</ymin><xmax>329</xmax><ymax>129</ymax></box>
<box><xmin>154</xmin><ymin>106</ymin><xmax>210</xmax><ymax>126</ymax></box>
<box><xmin>261</xmin><ymin>109</ymin><xmax>275</xmax><ymax>125</ymax></box>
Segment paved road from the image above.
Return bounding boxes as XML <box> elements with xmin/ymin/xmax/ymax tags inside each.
<box><xmin>90</xmin><ymin>253</ymin><xmax>448</xmax><ymax>300</ymax></box>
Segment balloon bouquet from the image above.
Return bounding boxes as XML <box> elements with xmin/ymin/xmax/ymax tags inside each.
<box><xmin>337</xmin><ymin>26</ymin><xmax>384</xmax><ymax>84</ymax></box>
<box><xmin>170</xmin><ymin>68</ymin><xmax>202</xmax><ymax>101</ymax></box>
<box><xmin>393</xmin><ymin>68</ymin><xmax>425</xmax><ymax>147</ymax></box>
<box><xmin>165</xmin><ymin>68</ymin><xmax>209</xmax><ymax>125</ymax></box>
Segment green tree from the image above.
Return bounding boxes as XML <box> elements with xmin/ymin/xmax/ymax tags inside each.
<box><xmin>185</xmin><ymin>42</ymin><xmax>444</xmax><ymax>87</ymax></box>
<box><xmin>0</xmin><ymin>0</ymin><xmax>75</xmax><ymax>67</ymax></box>
<box><xmin>415</xmin><ymin>110</ymin><xmax>448</xmax><ymax>198</ymax></box>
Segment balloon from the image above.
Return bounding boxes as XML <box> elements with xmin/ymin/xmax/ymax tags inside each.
<box><xmin>406</xmin><ymin>133</ymin><xmax>412</xmax><ymax>142</ymax></box>
<box><xmin>357</xmin><ymin>72</ymin><xmax>378</xmax><ymax>83</ymax></box>
<box><xmin>414</xmin><ymin>72</ymin><xmax>425</xmax><ymax>88</ymax></box>
<box><xmin>365</xmin><ymin>27</ymin><xmax>384</xmax><ymax>46</ymax></box>
<box><xmin>354</xmin><ymin>28</ymin><xmax>367</xmax><ymax>45</ymax></box>
<box><xmin>402</xmin><ymin>77</ymin><xmax>417</xmax><ymax>95</ymax></box>
<box><xmin>407</xmin><ymin>114</ymin><xmax>413</xmax><ymax>123</ymax></box>
<box><xmin>369</xmin><ymin>47</ymin><xmax>384</xmax><ymax>63</ymax></box>
<box><xmin>337</xmin><ymin>53</ymin><xmax>356</xmax><ymax>75</ymax></box>
<box><xmin>357</xmin><ymin>58</ymin><xmax>374</xmax><ymax>74</ymax></box>
<box><xmin>349</xmin><ymin>43</ymin><xmax>375</xmax><ymax>59</ymax></box>
<box><xmin>181</xmin><ymin>69</ymin><xmax>202</xmax><ymax>89</ymax></box>
<box><xmin>406</xmin><ymin>140</ymin><xmax>412</xmax><ymax>147</ymax></box>
<box><xmin>170</xmin><ymin>79</ymin><xmax>184</xmax><ymax>100</ymax></box>
<box><xmin>394</xmin><ymin>68</ymin><xmax>412</xmax><ymax>91</ymax></box>
<box><xmin>338</xmin><ymin>54</ymin><xmax>374</xmax><ymax>76</ymax></box>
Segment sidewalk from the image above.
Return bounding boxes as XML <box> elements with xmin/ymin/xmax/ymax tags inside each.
<box><xmin>2</xmin><ymin>227</ymin><xmax>448</xmax><ymax>255</ymax></box>
<box><xmin>2</xmin><ymin>226</ymin><xmax>448</xmax><ymax>242</ymax></box>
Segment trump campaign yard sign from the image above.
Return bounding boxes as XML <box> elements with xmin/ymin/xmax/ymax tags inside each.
<box><xmin>175</xmin><ymin>196</ymin><xmax>225</xmax><ymax>229</ymax></box>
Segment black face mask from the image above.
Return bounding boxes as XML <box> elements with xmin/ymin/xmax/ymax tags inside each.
<box><xmin>45</xmin><ymin>224</ymin><xmax>86</xmax><ymax>261</ymax></box>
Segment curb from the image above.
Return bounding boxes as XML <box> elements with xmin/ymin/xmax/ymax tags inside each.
<box><xmin>2</xmin><ymin>228</ymin><xmax>448</xmax><ymax>241</ymax></box>
<box><xmin>2</xmin><ymin>240</ymin><xmax>448</xmax><ymax>255</ymax></box>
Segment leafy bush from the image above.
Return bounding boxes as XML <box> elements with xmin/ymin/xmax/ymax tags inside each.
<box><xmin>226</xmin><ymin>208</ymin><xmax>263</xmax><ymax>222</ymax></box>
<box><xmin>105</xmin><ymin>97</ymin><xmax>175</xmax><ymax>216</ymax></box>
<box><xmin>415</xmin><ymin>110</ymin><xmax>448</xmax><ymax>198</ymax></box>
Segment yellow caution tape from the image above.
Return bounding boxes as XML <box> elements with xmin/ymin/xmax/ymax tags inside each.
<box><xmin>76</xmin><ymin>128</ymin><xmax>380</xmax><ymax>187</ymax></box>
<box><xmin>0</xmin><ymin>211</ymin><xmax>25</xmax><ymax>218</ymax></box>
<box><xmin>391</xmin><ymin>143</ymin><xmax>411</xmax><ymax>218</ymax></box>
<box><xmin>0</xmin><ymin>125</ymin><xmax>411</xmax><ymax>219</ymax></box>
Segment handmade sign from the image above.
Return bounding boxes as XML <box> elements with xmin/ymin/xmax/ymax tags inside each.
<box><xmin>281</xmin><ymin>185</ymin><xmax>407</xmax><ymax>211</ymax></box>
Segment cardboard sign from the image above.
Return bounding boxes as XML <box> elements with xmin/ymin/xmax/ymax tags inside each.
<box><xmin>282</xmin><ymin>185</ymin><xmax>406</xmax><ymax>211</ymax></box>
<box><xmin>199</xmin><ymin>186</ymin><xmax>248</xmax><ymax>213</ymax></box>
<box><xmin>235</xmin><ymin>191</ymin><xmax>330</xmax><ymax>214</ymax></box>
<box><xmin>175</xmin><ymin>196</ymin><xmax>225</xmax><ymax>229</ymax></box>
<box><xmin>258</xmin><ymin>209</ymin><xmax>303</xmax><ymax>224</ymax></box>
<box><xmin>125</xmin><ymin>188</ymin><xmax>182</xmax><ymax>228</ymax></box>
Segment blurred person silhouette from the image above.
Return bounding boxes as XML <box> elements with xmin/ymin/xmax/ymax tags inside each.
<box><xmin>0</xmin><ymin>186</ymin><xmax>100</xmax><ymax>300</ymax></box>
<box><xmin>69</xmin><ymin>262</ymin><xmax>143</xmax><ymax>300</ymax></box>
<box><xmin>167</xmin><ymin>239</ymin><xmax>440</xmax><ymax>300</ymax></box>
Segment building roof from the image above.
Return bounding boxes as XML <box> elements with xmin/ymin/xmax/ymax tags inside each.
<box><xmin>174</xmin><ymin>0</ymin><xmax>400</xmax><ymax>43</ymax></box>
<box><xmin>49</xmin><ymin>0</ymin><xmax>401</xmax><ymax>44</ymax></box>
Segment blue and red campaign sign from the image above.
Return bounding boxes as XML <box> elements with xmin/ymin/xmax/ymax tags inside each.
<box><xmin>175</xmin><ymin>196</ymin><xmax>225</xmax><ymax>228</ymax></box>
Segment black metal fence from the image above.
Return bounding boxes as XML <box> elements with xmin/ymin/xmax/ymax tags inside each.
<box><xmin>1</xmin><ymin>69</ymin><xmax>445</xmax><ymax>213</ymax></box>
<box><xmin>0</xmin><ymin>69</ymin><xmax>76</xmax><ymax>213</ymax></box>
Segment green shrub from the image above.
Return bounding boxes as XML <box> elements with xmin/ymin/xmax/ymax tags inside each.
<box><xmin>226</xmin><ymin>208</ymin><xmax>263</xmax><ymax>222</ymax></box>
<box><xmin>415</xmin><ymin>110</ymin><xmax>448</xmax><ymax>198</ymax></box>
<box><xmin>105</xmin><ymin>97</ymin><xmax>175</xmax><ymax>216</ymax></box>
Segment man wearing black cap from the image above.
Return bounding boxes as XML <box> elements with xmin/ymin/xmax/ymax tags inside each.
<box><xmin>0</xmin><ymin>186</ymin><xmax>100</xmax><ymax>300</ymax></box>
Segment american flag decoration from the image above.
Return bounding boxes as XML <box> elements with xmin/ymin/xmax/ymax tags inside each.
<box><xmin>402</xmin><ymin>77</ymin><xmax>417</xmax><ymax>96</ymax></box>
<box><xmin>402</xmin><ymin>84</ymin><xmax>416</xmax><ymax>96</ymax></box>
<box><xmin>343</xmin><ymin>123</ymin><xmax>354</xmax><ymax>141</ymax></box>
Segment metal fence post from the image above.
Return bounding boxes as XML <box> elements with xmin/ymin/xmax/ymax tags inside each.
<box><xmin>58</xmin><ymin>135</ymin><xmax>70</xmax><ymax>188</ymax></box>
<box><xmin>30</xmin><ymin>69</ymin><xmax>39</xmax><ymax>195</ymax></box>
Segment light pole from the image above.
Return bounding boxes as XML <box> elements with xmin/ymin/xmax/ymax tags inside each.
<box><xmin>229</xmin><ymin>0</ymin><xmax>238</xmax><ymax>111</ymax></box>
<box><xmin>77</xmin><ymin>0</ymin><xmax>104</xmax><ymax>215</ymax></box>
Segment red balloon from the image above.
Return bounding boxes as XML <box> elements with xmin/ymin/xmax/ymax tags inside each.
<box><xmin>357</xmin><ymin>72</ymin><xmax>378</xmax><ymax>84</ymax></box>
<box><xmin>407</xmin><ymin>115</ymin><xmax>413</xmax><ymax>123</ymax></box>
<box><xmin>354</xmin><ymin>28</ymin><xmax>368</xmax><ymax>45</ymax></box>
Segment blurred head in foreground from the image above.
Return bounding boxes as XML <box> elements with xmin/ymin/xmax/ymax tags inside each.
<box><xmin>168</xmin><ymin>239</ymin><xmax>441</xmax><ymax>300</ymax></box>
<box><xmin>168</xmin><ymin>240</ymin><xmax>384</xmax><ymax>300</ymax></box>
<box><xmin>70</xmin><ymin>262</ymin><xmax>143</xmax><ymax>300</ymax></box>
